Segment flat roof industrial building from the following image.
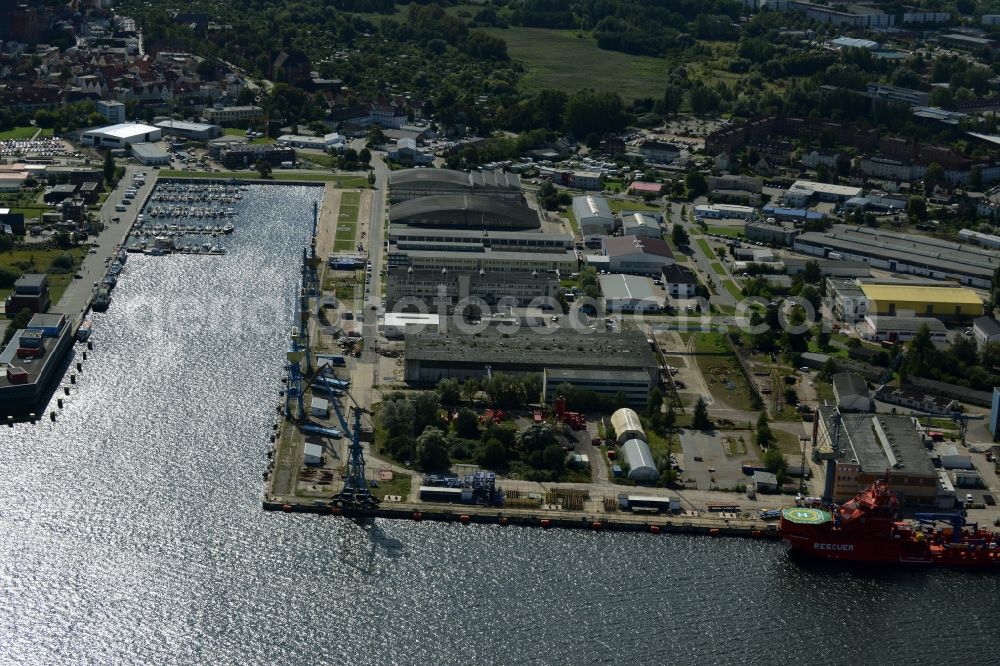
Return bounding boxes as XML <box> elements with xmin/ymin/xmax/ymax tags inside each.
<box><xmin>389</xmin><ymin>168</ymin><xmax>521</xmax><ymax>203</ymax></box>
<box><xmin>131</xmin><ymin>142</ymin><xmax>171</xmax><ymax>166</ymax></box>
<box><xmin>388</xmin><ymin>224</ymin><xmax>574</xmax><ymax>253</ymax></box>
<box><xmin>816</xmin><ymin>406</ymin><xmax>942</xmax><ymax>504</ymax></box>
<box><xmin>154</xmin><ymin>120</ymin><xmax>223</xmax><ymax>141</ymax></box>
<box><xmin>859</xmin><ymin>283</ymin><xmax>982</xmax><ymax>319</ymax></box>
<box><xmin>81</xmin><ymin>123</ymin><xmax>162</xmax><ymax>148</ymax></box>
<box><xmin>599</xmin><ymin>274</ymin><xmax>661</xmax><ymax>312</ymax></box>
<box><xmin>387</xmin><ymin>248</ymin><xmax>578</xmax><ymax>274</ymax></box>
<box><xmin>542</xmin><ymin>367</ymin><xmax>653</xmax><ymax>406</ymax></box>
<box><xmin>403</xmin><ymin>322</ymin><xmax>657</xmax><ymax>386</ymax></box>
<box><xmin>793</xmin><ymin>225</ymin><xmax>1000</xmax><ymax>288</ymax></box>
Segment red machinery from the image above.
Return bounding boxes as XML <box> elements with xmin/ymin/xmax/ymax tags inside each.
<box><xmin>554</xmin><ymin>396</ymin><xmax>586</xmax><ymax>430</ymax></box>
<box><xmin>480</xmin><ymin>408</ymin><xmax>505</xmax><ymax>425</ymax></box>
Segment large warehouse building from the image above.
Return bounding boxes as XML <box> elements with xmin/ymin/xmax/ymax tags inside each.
<box><xmin>81</xmin><ymin>123</ymin><xmax>162</xmax><ymax>148</ymax></box>
<box><xmin>814</xmin><ymin>406</ymin><xmax>950</xmax><ymax>506</ymax></box>
<box><xmin>403</xmin><ymin>322</ymin><xmax>658</xmax><ymax>392</ymax></box>
<box><xmin>794</xmin><ymin>225</ymin><xmax>1000</xmax><ymax>288</ymax></box>
<box><xmin>389</xmin><ymin>195</ymin><xmax>540</xmax><ymax>230</ymax></box>
<box><xmin>386</xmin><ymin>266</ymin><xmax>560</xmax><ymax>310</ymax></box>
<box><xmin>573</xmin><ymin>195</ymin><xmax>614</xmax><ymax>235</ymax></box>
<box><xmin>859</xmin><ymin>283</ymin><xmax>983</xmax><ymax>320</ymax></box>
<box><xmin>388</xmin><ymin>168</ymin><xmax>522</xmax><ymax>203</ymax></box>
<box><xmin>154</xmin><ymin>120</ymin><xmax>223</xmax><ymax>141</ymax></box>
<box><xmin>387</xmin><ymin>249</ymin><xmax>578</xmax><ymax>274</ymax></box>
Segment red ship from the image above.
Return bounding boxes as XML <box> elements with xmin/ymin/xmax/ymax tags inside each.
<box><xmin>779</xmin><ymin>480</ymin><xmax>1000</xmax><ymax>567</ymax></box>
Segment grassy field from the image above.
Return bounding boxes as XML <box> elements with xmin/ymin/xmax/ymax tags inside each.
<box><xmin>481</xmin><ymin>27</ymin><xmax>671</xmax><ymax>100</ymax></box>
<box><xmin>608</xmin><ymin>200</ymin><xmax>660</xmax><ymax>214</ymax></box>
<box><xmin>695</xmin><ymin>237</ymin><xmax>713</xmax><ymax>257</ymax></box>
<box><xmin>770</xmin><ymin>429</ymin><xmax>806</xmax><ymax>456</ymax></box>
<box><xmin>0</xmin><ymin>126</ymin><xmax>40</xmax><ymax>140</ymax></box>
<box><xmin>689</xmin><ymin>331</ymin><xmax>728</xmax><ymax>354</ymax></box>
<box><xmin>710</xmin><ymin>261</ymin><xmax>725</xmax><ymax>275</ymax></box>
<box><xmin>722</xmin><ymin>280</ymin><xmax>742</xmax><ymax>300</ymax></box>
<box><xmin>696</xmin><ymin>353</ymin><xmax>757</xmax><ymax>411</ymax></box>
<box><xmin>301</xmin><ymin>152</ymin><xmax>339</xmax><ymax>168</ymax></box>
<box><xmin>563</xmin><ymin>208</ymin><xmax>578</xmax><ymax>233</ymax></box>
<box><xmin>334</xmin><ymin>191</ymin><xmax>360</xmax><ymax>251</ymax></box>
<box><xmin>705</xmin><ymin>225</ymin><xmax>743</xmax><ymax>237</ymax></box>
<box><xmin>369</xmin><ymin>471</ymin><xmax>412</xmax><ymax>501</ymax></box>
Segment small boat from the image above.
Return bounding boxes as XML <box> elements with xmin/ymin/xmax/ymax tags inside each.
<box><xmin>92</xmin><ymin>287</ymin><xmax>111</xmax><ymax>312</ymax></box>
<box><xmin>222</xmin><ymin>223</ymin><xmax>234</xmax><ymax>234</ymax></box>
<box><xmin>109</xmin><ymin>261</ymin><xmax>123</xmax><ymax>275</ymax></box>
<box><xmin>76</xmin><ymin>319</ymin><xmax>93</xmax><ymax>342</ymax></box>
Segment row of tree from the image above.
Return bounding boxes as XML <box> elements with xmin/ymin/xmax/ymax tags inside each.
<box><xmin>377</xmin><ymin>388</ymin><xmax>572</xmax><ymax>480</ymax></box>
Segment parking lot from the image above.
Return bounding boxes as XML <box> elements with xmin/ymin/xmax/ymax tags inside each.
<box><xmin>678</xmin><ymin>429</ymin><xmax>759</xmax><ymax>491</ymax></box>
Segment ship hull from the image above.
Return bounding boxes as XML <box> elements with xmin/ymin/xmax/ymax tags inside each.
<box><xmin>782</xmin><ymin>531</ymin><xmax>932</xmax><ymax>564</ymax></box>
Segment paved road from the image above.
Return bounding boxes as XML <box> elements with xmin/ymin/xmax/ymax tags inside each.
<box><xmin>55</xmin><ymin>164</ymin><xmax>157</xmax><ymax>326</ymax></box>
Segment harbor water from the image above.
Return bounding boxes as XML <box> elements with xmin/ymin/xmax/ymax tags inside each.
<box><xmin>1</xmin><ymin>184</ymin><xmax>998</xmax><ymax>665</ymax></box>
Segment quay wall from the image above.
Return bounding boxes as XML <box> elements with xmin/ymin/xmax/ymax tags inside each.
<box><xmin>261</xmin><ymin>498</ymin><xmax>784</xmax><ymax>539</ymax></box>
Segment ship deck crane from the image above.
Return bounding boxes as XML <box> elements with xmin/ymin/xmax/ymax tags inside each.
<box><xmin>914</xmin><ymin>512</ymin><xmax>976</xmax><ymax>543</ymax></box>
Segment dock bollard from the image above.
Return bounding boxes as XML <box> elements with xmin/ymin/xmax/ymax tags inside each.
<box><xmin>64</xmin><ymin>386</ymin><xmax>70</xmax><ymax>395</ymax></box>
<box><xmin>87</xmin><ymin>341</ymin><xmax>93</xmax><ymax>350</ymax></box>
<box><xmin>28</xmin><ymin>413</ymin><xmax>35</xmax><ymax>424</ymax></box>
<box><xmin>82</xmin><ymin>352</ymin><xmax>87</xmax><ymax>361</ymax></box>
<box><xmin>6</xmin><ymin>416</ymin><xmax>12</xmax><ymax>428</ymax></box>
<box><xmin>57</xmin><ymin>398</ymin><xmax>63</xmax><ymax>409</ymax></box>
<box><xmin>70</xmin><ymin>375</ymin><xmax>75</xmax><ymax>384</ymax></box>
<box><xmin>76</xmin><ymin>362</ymin><xmax>82</xmax><ymax>372</ymax></box>
<box><xmin>50</xmin><ymin>411</ymin><xmax>56</xmax><ymax>422</ymax></box>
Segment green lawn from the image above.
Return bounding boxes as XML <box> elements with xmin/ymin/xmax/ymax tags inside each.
<box><xmin>690</xmin><ymin>331</ymin><xmax>728</xmax><ymax>354</ymax></box>
<box><xmin>609</xmin><ymin>200</ymin><xmax>660</xmax><ymax>214</ymax></box>
<box><xmin>710</xmin><ymin>261</ymin><xmax>725</xmax><ymax>275</ymax></box>
<box><xmin>563</xmin><ymin>208</ymin><xmax>578</xmax><ymax>234</ymax></box>
<box><xmin>0</xmin><ymin>126</ymin><xmax>40</xmax><ymax>140</ymax></box>
<box><xmin>302</xmin><ymin>152</ymin><xmax>339</xmax><ymax>168</ymax></box>
<box><xmin>481</xmin><ymin>27</ymin><xmax>672</xmax><ymax>101</ymax></box>
<box><xmin>772</xmin><ymin>430</ymin><xmax>805</xmax><ymax>456</ymax></box>
<box><xmin>695</xmin><ymin>238</ymin><xmax>713</xmax><ymax>257</ymax></box>
<box><xmin>705</xmin><ymin>225</ymin><xmax>743</xmax><ymax>237</ymax></box>
<box><xmin>369</xmin><ymin>472</ymin><xmax>412</xmax><ymax>500</ymax></box>
<box><xmin>333</xmin><ymin>191</ymin><xmax>361</xmax><ymax>250</ymax></box>
<box><xmin>722</xmin><ymin>280</ymin><xmax>742</xmax><ymax>300</ymax></box>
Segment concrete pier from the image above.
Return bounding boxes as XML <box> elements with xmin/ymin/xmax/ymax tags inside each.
<box><xmin>261</xmin><ymin>497</ymin><xmax>783</xmax><ymax>539</ymax></box>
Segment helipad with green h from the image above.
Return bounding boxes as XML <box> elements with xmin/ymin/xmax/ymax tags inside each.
<box><xmin>782</xmin><ymin>507</ymin><xmax>832</xmax><ymax>524</ymax></box>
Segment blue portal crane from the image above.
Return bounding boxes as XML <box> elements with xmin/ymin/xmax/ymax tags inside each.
<box><xmin>325</xmin><ymin>377</ymin><xmax>380</xmax><ymax>513</ymax></box>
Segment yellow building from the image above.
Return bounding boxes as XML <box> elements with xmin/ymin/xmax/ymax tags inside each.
<box><xmin>859</xmin><ymin>283</ymin><xmax>983</xmax><ymax>320</ymax></box>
